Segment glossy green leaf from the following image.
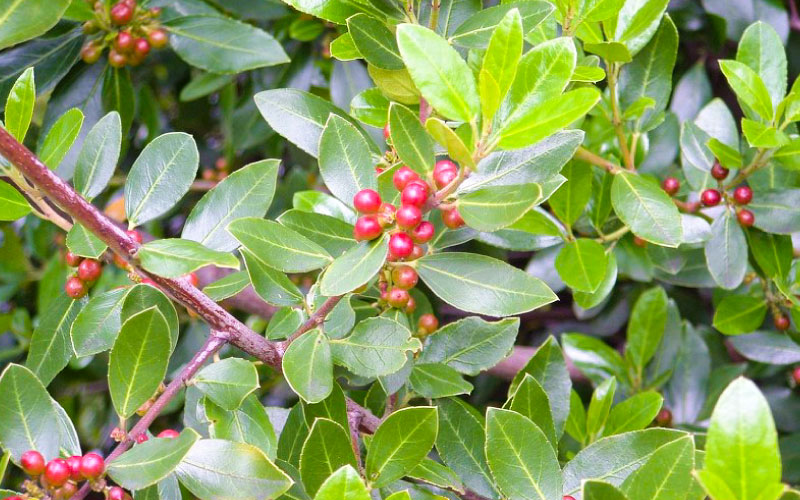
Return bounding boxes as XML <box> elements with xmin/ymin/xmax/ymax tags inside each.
<box><xmin>205</xmin><ymin>395</ymin><xmax>277</xmax><ymax>459</ymax></box>
<box><xmin>179</xmin><ymin>72</ymin><xmax>234</xmax><ymax>102</ymax></box>
<box><xmin>562</xmin><ymin>333</ymin><xmax>626</xmax><ymax>385</ymax></box>
<box><xmin>194</xmin><ymin>358</ymin><xmax>258</xmax><ymax>411</ymax></box>
<box><xmin>366</xmin><ymin>406</ymin><xmax>438</xmax><ymax>488</ymax></box>
<box><xmin>109</xmin><ymin>307</ymin><xmax>171</xmax><ymax>418</ymax></box>
<box><xmin>574</xmin><ymin>252</ymin><xmax>618</xmax><ymax>309</ymax></box>
<box><xmin>748</xmin><ymin>189</ymin><xmax>800</xmax><ymax>234</ymax></box>
<box><xmin>73</xmin><ymin>111</ymin><xmax>121</xmax><ymax>199</ymax></box>
<box><xmin>241</xmin><ymin>249</ymin><xmax>304</xmax><ymax>307</ymax></box>
<box><xmin>713</xmin><ymin>295</ymin><xmax>767</xmax><ymax>336</ymax></box>
<box><xmin>450</xmin><ymin>1</ymin><xmax>553</xmax><ymax>49</ymax></box>
<box><xmin>625</xmin><ymin>286</ymin><xmax>668</xmax><ymax>378</ymax></box>
<box><xmin>283</xmin><ymin>330</ymin><xmax>333</xmax><ymax>404</ymax></box>
<box><xmin>318</xmin><ymin>114</ymin><xmax>377</xmax><ymax>206</ymax></box>
<box><xmin>583</xmin><ymin>480</ymin><xmax>629</xmax><ymax>500</ymax></box>
<box><xmin>611</xmin><ymin>170</ymin><xmax>682</xmax><ymax>247</ymax></box>
<box><xmin>313</xmin><ymin>465</ymin><xmax>369</xmax><ymax>500</ymax></box>
<box><xmin>121</xmin><ymin>284</ymin><xmax>179</xmax><ymax>350</ymax></box>
<box><xmin>747</xmin><ymin>229</ymin><xmax>793</xmax><ymax>279</ymax></box>
<box><xmin>611</xmin><ymin>0</ymin><xmax>668</xmax><ymax>55</ymax></box>
<box><xmin>319</xmin><ymin>236</ymin><xmax>388</xmax><ymax>296</ymax></box>
<box><xmin>300</xmin><ymin>419</ymin><xmax>358</xmax><ymax>496</ymax></box>
<box><xmin>719</xmin><ymin>59</ymin><xmax>773</xmax><ymax>121</ymax></box>
<box><xmin>737</xmin><ymin>21</ymin><xmax>786</xmax><ymax>110</ymax></box>
<box><xmin>108</xmin><ymin>429</ymin><xmax>199</xmax><ymax>490</ymax></box>
<box><xmin>26</xmin><ymin>294</ymin><xmax>85</xmax><ymax>386</ymax></box>
<box><xmin>330</xmin><ymin>33</ymin><xmax>361</xmax><ymax>61</ymax></box>
<box><xmin>0</xmin><ymin>0</ymin><xmax>70</xmax><ymax>50</ymax></box>
<box><xmin>0</xmin><ymin>180</ymin><xmax>30</xmax><ymax>221</ymax></box>
<box><xmin>346</xmin><ymin>14</ymin><xmax>402</xmax><ymax>69</ymax></box>
<box><xmin>202</xmin><ymin>271</ymin><xmax>250</xmax><ymax>302</ymax></box>
<box><xmin>425</xmin><ymin>117</ymin><xmax>475</xmax><ymax>169</ymax></box>
<box><xmin>604</xmin><ymin>391</ymin><xmax>663</xmax><ymax>436</ymax></box>
<box><xmin>389</xmin><ymin>102</ymin><xmax>435</xmax><ymax>175</ymax></box>
<box><xmin>729</xmin><ymin>331</ymin><xmax>800</xmax><ymax>365</ymax></box>
<box><xmin>4</xmin><ymin>67</ymin><xmax>34</xmax><ymax>141</ymax></box>
<box><xmin>705</xmin><ymin>213</ymin><xmax>747</xmax><ymax>289</ymax></box>
<box><xmin>409</xmin><ymin>363</ymin><xmax>473</xmax><ymax>398</ymax></box>
<box><xmin>479</xmin><ymin>8</ymin><xmax>523</xmax><ymax>123</ymax></box>
<box><xmin>330</xmin><ymin>316</ymin><xmax>420</xmax><ymax>378</ymax></box>
<box><xmin>102</xmin><ymin>67</ymin><xmax>134</xmax><ymax>134</ymax></box>
<box><xmin>549</xmin><ymin>160</ymin><xmax>592</xmax><ymax>226</ymax></box>
<box><xmin>457</xmin><ymin>183</ymin><xmax>543</xmax><ymax>232</ymax></box>
<box><xmin>509</xmin><ymin>374</ymin><xmax>557</xmax><ymax>448</ymax></box>
<box><xmin>419</xmin><ymin>316</ymin><xmax>518</xmax><ymax>375</ymax></box>
<box><xmin>38</xmin><ymin>108</ymin><xmax>83</xmax><ymax>170</ymax></box>
<box><xmin>229</xmin><ymin>218</ymin><xmax>331</xmax><ymax>274</ymax></box>
<box><xmin>70</xmin><ymin>287</ymin><xmax>129</xmax><ymax>357</ymax></box>
<box><xmin>586</xmin><ymin>377</ymin><xmax>617</xmax><ymax>441</ymax></box>
<box><xmin>183</xmin><ymin>160</ymin><xmax>279</xmax><ymax>252</ymax></box>
<box><xmin>137</xmin><ymin>239</ymin><xmax>239</xmax><ymax>278</ymax></box>
<box><xmin>65</xmin><ymin>223</ymin><xmax>108</xmax><ymax>259</ymax></box>
<box><xmin>277</xmin><ymin>210</ymin><xmax>356</xmax><ymax>258</ymax></box>
<box><xmin>555</xmin><ymin>239</ymin><xmax>608</xmax><ymax>293</ymax></box>
<box><xmin>620</xmin><ymin>434</ymin><xmax>694</xmax><ymax>499</ymax></box>
<box><xmin>125</xmin><ymin>132</ymin><xmax>199</xmax><ymax>227</ymax></box>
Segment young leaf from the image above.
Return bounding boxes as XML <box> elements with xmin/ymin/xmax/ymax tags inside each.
<box><xmin>712</xmin><ymin>294</ymin><xmax>767</xmax><ymax>335</ymax></box>
<box><xmin>313</xmin><ymin>465</ymin><xmax>369</xmax><ymax>500</ymax></box>
<box><xmin>0</xmin><ymin>180</ymin><xmax>31</xmax><ymax>221</ymax></box>
<box><xmin>72</xmin><ymin>111</ymin><xmax>121</xmax><ymax>200</ymax></box>
<box><xmin>457</xmin><ymin>183</ymin><xmax>543</xmax><ymax>232</ymax></box>
<box><xmin>603</xmin><ymin>391</ymin><xmax>663</xmax><ymax>436</ymax></box>
<box><xmin>737</xmin><ymin>21</ymin><xmax>786</xmax><ymax>110</ymax></box>
<box><xmin>330</xmin><ymin>317</ymin><xmax>420</xmax><ymax>378</ymax></box>
<box><xmin>300</xmin><ymin>419</ymin><xmax>358</xmax><ymax>496</ymax></box>
<box><xmin>586</xmin><ymin>377</ymin><xmax>617</xmax><ymax>440</ymax></box>
<box><xmin>125</xmin><ymin>132</ymin><xmax>199</xmax><ymax>227</ymax></box>
<box><xmin>37</xmin><ymin>108</ymin><xmax>84</xmax><ymax>170</ymax></box>
<box><xmin>611</xmin><ymin>0</ymin><xmax>668</xmax><ymax>56</ymax></box>
<box><xmin>718</xmin><ymin>59</ymin><xmax>773</xmax><ymax>121</ymax></box>
<box><xmin>283</xmin><ymin>330</ymin><xmax>333</xmax><ymax>404</ymax></box>
<box><xmin>549</xmin><ymin>160</ymin><xmax>593</xmax><ymax>226</ymax></box>
<box><xmin>107</xmin><ymin>429</ymin><xmax>200</xmax><ymax>490</ymax></box>
<box><xmin>346</xmin><ymin>14</ymin><xmax>403</xmax><ymax>69</ymax></box>
<box><xmin>137</xmin><ymin>239</ymin><xmax>240</xmax><ymax>278</ymax></box>
<box><xmin>555</xmin><ymin>239</ymin><xmax>609</xmax><ymax>293</ymax></box>
<box><xmin>228</xmin><ymin>218</ymin><xmax>332</xmax><ymax>273</ymax></box>
<box><xmin>318</xmin><ymin>114</ymin><xmax>378</xmax><ymax>206</ymax></box>
<box><xmin>182</xmin><ymin>159</ymin><xmax>279</xmax><ymax>252</ymax></box>
<box><xmin>449</xmin><ymin>2</ymin><xmax>553</xmax><ymax>49</ymax></box>
<box><xmin>0</xmin><ymin>0</ymin><xmax>70</xmax><ymax>51</ymax></box>
<box><xmin>194</xmin><ymin>358</ymin><xmax>258</xmax><ymax>411</ymax></box>
<box><xmin>26</xmin><ymin>293</ymin><xmax>85</xmax><ymax>386</ymax></box>
<box><xmin>319</xmin><ymin>236</ymin><xmax>388</xmax><ymax>296</ymax></box>
<box><xmin>4</xmin><ymin>67</ymin><xmax>34</xmax><ymax>141</ymax></box>
<box><xmin>611</xmin><ymin>171</ymin><xmax>682</xmax><ymax>247</ymax></box>
<box><xmin>389</xmin><ymin>103</ymin><xmax>435</xmax><ymax>175</ymax></box>
<box><xmin>479</xmin><ymin>8</ymin><xmax>523</xmax><ymax>124</ymax></box>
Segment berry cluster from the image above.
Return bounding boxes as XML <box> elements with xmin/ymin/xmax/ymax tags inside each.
<box><xmin>81</xmin><ymin>0</ymin><xmax>167</xmax><ymax>68</ymax></box>
<box><xmin>135</xmin><ymin>428</ymin><xmax>180</xmax><ymax>444</ymax></box>
<box><xmin>13</xmin><ymin>450</ymin><xmax>115</xmax><ymax>500</ymax></box>
<box><xmin>64</xmin><ymin>253</ymin><xmax>103</xmax><ymax>299</ymax></box>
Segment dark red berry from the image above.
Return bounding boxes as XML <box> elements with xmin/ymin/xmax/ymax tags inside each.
<box><xmin>655</xmin><ymin>408</ymin><xmax>672</xmax><ymax>427</ymax></box>
<box><xmin>80</xmin><ymin>43</ymin><xmax>101</xmax><ymax>64</ymax></box>
<box><xmin>383</xmin><ymin>124</ymin><xmax>391</xmax><ymax>141</ymax></box>
<box><xmin>126</xmin><ymin>229</ymin><xmax>143</xmax><ymax>243</ymax></box>
<box><xmin>353</xmin><ymin>189</ymin><xmax>382</xmax><ymax>214</ymax></box>
<box><xmin>157</xmin><ymin>429</ymin><xmax>180</xmax><ymax>439</ymax></box>
<box><xmin>387</xmin><ymin>288</ymin><xmax>410</xmax><ymax>308</ymax></box>
<box><xmin>21</xmin><ymin>450</ymin><xmax>45</xmax><ymax>476</ymax></box>
<box><xmin>441</xmin><ymin>207</ymin><xmax>465</xmax><ymax>229</ymax></box>
<box><xmin>401</xmin><ymin>182</ymin><xmax>429</xmax><ymax>207</ymax></box>
<box><xmin>133</xmin><ymin>38</ymin><xmax>150</xmax><ymax>57</ymax></box>
<box><xmin>775</xmin><ymin>314</ymin><xmax>791</xmax><ymax>331</ymax></box>
<box><xmin>396</xmin><ymin>204</ymin><xmax>422</xmax><ymax>230</ymax></box>
<box><xmin>354</xmin><ymin>216</ymin><xmax>382</xmax><ymax>241</ymax></box>
<box><xmin>79</xmin><ymin>453</ymin><xmax>105</xmax><ymax>480</ymax></box>
<box><xmin>45</xmin><ymin>459</ymin><xmax>71</xmax><ymax>487</ymax></box>
<box><xmin>6</xmin><ymin>496</ymin><xmax>23</xmax><ymax>500</ymax></box>
<box><xmin>147</xmin><ymin>29</ymin><xmax>168</xmax><ymax>49</ymax></box>
<box><xmin>405</xmin><ymin>296</ymin><xmax>416</xmax><ymax>313</ymax></box>
<box><xmin>661</xmin><ymin>177</ymin><xmax>680</xmax><ymax>196</ymax></box>
<box><xmin>434</xmin><ymin>168</ymin><xmax>458</xmax><ymax>190</ymax></box>
<box><xmin>737</xmin><ymin>209</ymin><xmax>755</xmax><ymax>227</ymax></box>
<box><xmin>110</xmin><ymin>3</ymin><xmax>133</xmax><ymax>25</ymax></box>
<box><xmin>633</xmin><ymin>236</ymin><xmax>647</xmax><ymax>248</ymax></box>
<box><xmin>108</xmin><ymin>49</ymin><xmax>127</xmax><ymax>68</ymax></box>
<box><xmin>393</xmin><ymin>166</ymin><xmax>420</xmax><ymax>192</ymax></box>
<box><xmin>701</xmin><ymin>189</ymin><xmax>721</xmax><ymax>207</ymax></box>
<box><xmin>388</xmin><ymin>232</ymin><xmax>414</xmax><ymax>259</ymax></box>
<box><xmin>409</xmin><ymin>244</ymin><xmax>424</xmax><ymax>261</ymax></box>
<box><xmin>792</xmin><ymin>366</ymin><xmax>800</xmax><ymax>385</ymax></box>
<box><xmin>377</xmin><ymin>203</ymin><xmax>396</xmax><ymax>227</ymax></box>
<box><xmin>710</xmin><ymin>162</ymin><xmax>729</xmax><ymax>181</ymax></box>
<box><xmin>65</xmin><ymin>251</ymin><xmax>82</xmax><ymax>267</ymax></box>
<box><xmin>418</xmin><ymin>313</ymin><xmax>438</xmax><ymax>334</ymax></box>
<box><xmin>66</xmin><ymin>455</ymin><xmax>83</xmax><ymax>481</ymax></box>
<box><xmin>65</xmin><ymin>277</ymin><xmax>87</xmax><ymax>299</ymax></box>
<box><xmin>136</xmin><ymin>434</ymin><xmax>148</xmax><ymax>444</ymax></box>
<box><xmin>114</xmin><ymin>31</ymin><xmax>133</xmax><ymax>52</ymax></box>
<box><xmin>108</xmin><ymin>486</ymin><xmax>127</xmax><ymax>500</ymax></box>
<box><xmin>77</xmin><ymin>259</ymin><xmax>102</xmax><ymax>282</ymax></box>
<box><xmin>733</xmin><ymin>186</ymin><xmax>753</xmax><ymax>205</ymax></box>
<box><xmin>392</xmin><ymin>265</ymin><xmax>418</xmax><ymax>289</ymax></box>
<box><xmin>410</xmin><ymin>221</ymin><xmax>434</xmax><ymax>244</ymax></box>
<box><xmin>434</xmin><ymin>159</ymin><xmax>458</xmax><ymax>176</ymax></box>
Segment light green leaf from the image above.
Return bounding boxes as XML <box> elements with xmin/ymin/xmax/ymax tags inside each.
<box><xmin>625</xmin><ymin>286</ymin><xmax>668</xmax><ymax>378</ymax></box>
<box><xmin>121</xmin><ymin>284</ymin><xmax>179</xmax><ymax>351</ymax></box>
<box><xmin>712</xmin><ymin>295</ymin><xmax>767</xmax><ymax>336</ymax></box>
<box><xmin>319</xmin><ymin>236</ymin><xmax>388</xmax><ymax>296</ymax></box>
<box><xmin>509</xmin><ymin>375</ymin><xmax>557</xmax><ymax>449</ymax></box>
<box><xmin>389</xmin><ymin>102</ymin><xmax>435</xmax><ymax>175</ymax></box>
<box><xmin>603</xmin><ymin>391</ymin><xmax>663</xmax><ymax>436</ymax></box>
<box><xmin>449</xmin><ymin>1</ymin><xmax>553</xmax><ymax>49</ymax></box>
<box><xmin>4</xmin><ymin>67</ymin><xmax>34</xmax><ymax>141</ymax></box>
<box><xmin>737</xmin><ymin>21</ymin><xmax>786</xmax><ymax>110</ymax></box>
<box><xmin>0</xmin><ymin>0</ymin><xmax>70</xmax><ymax>50</ymax></box>
<box><xmin>241</xmin><ymin>249</ymin><xmax>304</xmax><ymax>307</ymax></box>
<box><xmin>38</xmin><ymin>108</ymin><xmax>84</xmax><ymax>170</ymax></box>
<box><xmin>66</xmin><ymin>223</ymin><xmax>108</xmax><ymax>259</ymax></box>
<box><xmin>611</xmin><ymin>0</ymin><xmax>668</xmax><ymax>56</ymax></box>
<box><xmin>409</xmin><ymin>363</ymin><xmax>473</xmax><ymax>398</ymax></box>
<box><xmin>742</xmin><ymin>118</ymin><xmax>789</xmax><ymax>148</ymax></box>
<box><xmin>137</xmin><ymin>239</ymin><xmax>239</xmax><ymax>278</ymax></box>
<box><xmin>277</xmin><ymin>209</ymin><xmax>356</xmax><ymax>258</ymax></box>
<box><xmin>300</xmin><ymin>419</ymin><xmax>358</xmax><ymax>496</ymax></box>
<box><xmin>611</xmin><ymin>170</ymin><xmax>682</xmax><ymax>247</ymax></box>
<box><xmin>73</xmin><ymin>111</ymin><xmax>121</xmax><ymax>199</ymax></box>
<box><xmin>283</xmin><ymin>330</ymin><xmax>333</xmax><ymax>404</ymax></box>
<box><xmin>330</xmin><ymin>317</ymin><xmax>420</xmax><ymax>378</ymax></box>
<box><xmin>555</xmin><ymin>239</ymin><xmax>608</xmax><ymax>293</ymax></box>
<box><xmin>425</xmin><ymin>117</ymin><xmax>475</xmax><ymax>169</ymax></box>
<box><xmin>194</xmin><ymin>358</ymin><xmax>258</xmax><ymax>411</ymax></box>
<box><xmin>70</xmin><ymin>287</ymin><xmax>129</xmax><ymax>357</ymax></box>
<box><xmin>346</xmin><ymin>14</ymin><xmax>403</xmax><ymax>69</ymax></box>
<box><xmin>318</xmin><ymin>114</ymin><xmax>377</xmax><ymax>206</ymax></box>
<box><xmin>583</xmin><ymin>480</ymin><xmax>629</xmax><ymax>500</ymax></box>
<box><xmin>0</xmin><ymin>180</ymin><xmax>30</xmax><ymax>221</ymax></box>
<box><xmin>479</xmin><ymin>8</ymin><xmax>523</xmax><ymax>124</ymax></box>
<box><xmin>586</xmin><ymin>377</ymin><xmax>617</xmax><ymax>440</ymax></box>
<box><xmin>549</xmin><ymin>160</ymin><xmax>593</xmax><ymax>226</ymax></box>
<box><xmin>457</xmin><ymin>183</ymin><xmax>543</xmax><ymax>232</ymax></box>
<box><xmin>108</xmin><ymin>429</ymin><xmax>199</xmax><ymax>490</ymax></box>
<box><xmin>205</xmin><ymin>395</ymin><xmax>277</xmax><ymax>459</ymax></box>
<box><xmin>620</xmin><ymin>435</ymin><xmax>694</xmax><ymax>500</ymax></box>
<box><xmin>719</xmin><ymin>59</ymin><xmax>773</xmax><ymax>121</ymax></box>
<box><xmin>202</xmin><ymin>271</ymin><xmax>250</xmax><ymax>302</ymax></box>
<box><xmin>313</xmin><ymin>465</ymin><xmax>369</xmax><ymax>500</ymax></box>
<box><xmin>228</xmin><ymin>218</ymin><xmax>331</xmax><ymax>274</ymax></box>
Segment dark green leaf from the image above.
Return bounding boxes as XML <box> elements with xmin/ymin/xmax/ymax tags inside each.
<box><xmin>229</xmin><ymin>218</ymin><xmax>331</xmax><ymax>274</ymax></box>
<box><xmin>318</xmin><ymin>114</ymin><xmax>378</xmax><ymax>206</ymax></box>
<box><xmin>108</xmin><ymin>429</ymin><xmax>199</xmax><ymax>490</ymax></box>
<box><xmin>419</xmin><ymin>316</ymin><xmax>518</xmax><ymax>375</ymax></box>
<box><xmin>299</xmin><ymin>419</ymin><xmax>357</xmax><ymax>496</ymax></box>
<box><xmin>283</xmin><ymin>330</ymin><xmax>333</xmax><ymax>404</ymax></box>
<box><xmin>137</xmin><ymin>239</ymin><xmax>239</xmax><ymax>278</ymax></box>
<box><xmin>26</xmin><ymin>294</ymin><xmax>85</xmax><ymax>386</ymax></box>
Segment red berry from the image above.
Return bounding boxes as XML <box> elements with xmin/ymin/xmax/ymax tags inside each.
<box><xmin>136</xmin><ymin>434</ymin><xmax>149</xmax><ymax>444</ymax></box>
<box><xmin>655</xmin><ymin>408</ymin><xmax>672</xmax><ymax>427</ymax></box>
<box><xmin>66</xmin><ymin>455</ymin><xmax>83</xmax><ymax>481</ymax></box>
<box><xmin>108</xmin><ymin>486</ymin><xmax>127</xmax><ymax>500</ymax></box>
<box><xmin>733</xmin><ymin>185</ymin><xmax>753</xmax><ymax>205</ymax></box>
<box><xmin>410</xmin><ymin>221</ymin><xmax>434</xmax><ymax>244</ymax></box>
<box><xmin>375</xmin><ymin>166</ymin><xmax>385</xmax><ymax>174</ymax></box>
<box><xmin>110</xmin><ymin>3</ymin><xmax>133</xmax><ymax>25</ymax></box>
<box><xmin>383</xmin><ymin>124</ymin><xmax>391</xmax><ymax>141</ymax></box>
<box><xmin>354</xmin><ymin>216</ymin><xmax>382</xmax><ymax>241</ymax></box>
<box><xmin>387</xmin><ymin>288</ymin><xmax>410</xmax><ymax>308</ymax></box>
<box><xmin>6</xmin><ymin>497</ymin><xmax>23</xmax><ymax>500</ymax></box>
<box><xmin>377</xmin><ymin>203</ymin><xmax>396</xmax><ymax>227</ymax></box>
<box><xmin>133</xmin><ymin>38</ymin><xmax>150</xmax><ymax>57</ymax></box>
<box><xmin>434</xmin><ymin>159</ymin><xmax>458</xmax><ymax>176</ymax></box>
<box><xmin>20</xmin><ymin>450</ymin><xmax>45</xmax><ymax>476</ymax></box>
<box><xmin>114</xmin><ymin>31</ymin><xmax>133</xmax><ymax>52</ymax></box>
<box><xmin>396</xmin><ymin>204</ymin><xmax>423</xmax><ymax>230</ymax></box>
<box><xmin>710</xmin><ymin>162</ymin><xmax>729</xmax><ymax>181</ymax></box>
<box><xmin>441</xmin><ymin>207</ymin><xmax>465</xmax><ymax>229</ymax></box>
<box><xmin>126</xmin><ymin>229</ymin><xmax>143</xmax><ymax>243</ymax></box>
<box><xmin>434</xmin><ymin>167</ymin><xmax>458</xmax><ymax>189</ymax></box>
<box><xmin>392</xmin><ymin>265</ymin><xmax>418</xmax><ymax>290</ymax></box>
<box><xmin>186</xmin><ymin>273</ymin><xmax>199</xmax><ymax>287</ymax></box>
<box><xmin>80</xmin><ymin>43</ymin><xmax>101</xmax><ymax>64</ymax></box>
<box><xmin>661</xmin><ymin>177</ymin><xmax>680</xmax><ymax>196</ymax></box>
<box><xmin>418</xmin><ymin>313</ymin><xmax>438</xmax><ymax>334</ymax></box>
<box><xmin>44</xmin><ymin>459</ymin><xmax>71</xmax><ymax>487</ymax></box>
<box><xmin>79</xmin><ymin>453</ymin><xmax>105</xmax><ymax>480</ymax></box>
<box><xmin>65</xmin><ymin>277</ymin><xmax>87</xmax><ymax>299</ymax></box>
<box><xmin>401</xmin><ymin>182</ymin><xmax>429</xmax><ymax>207</ymax></box>
<box><xmin>353</xmin><ymin>189</ymin><xmax>382</xmax><ymax>214</ymax></box>
<box><xmin>775</xmin><ymin>314</ymin><xmax>790</xmax><ymax>331</ymax></box>
<box><xmin>147</xmin><ymin>29</ymin><xmax>168</xmax><ymax>49</ymax></box>
<box><xmin>792</xmin><ymin>366</ymin><xmax>800</xmax><ymax>385</ymax></box>
<box><xmin>563</xmin><ymin>497</ymin><xmax>577</xmax><ymax>500</ymax></box>
<box><xmin>393</xmin><ymin>166</ymin><xmax>420</xmax><ymax>192</ymax></box>
<box><xmin>65</xmin><ymin>251</ymin><xmax>82</xmax><ymax>267</ymax></box>
<box><xmin>157</xmin><ymin>429</ymin><xmax>180</xmax><ymax>439</ymax></box>
<box><xmin>633</xmin><ymin>236</ymin><xmax>647</xmax><ymax>248</ymax></box>
<box><xmin>56</xmin><ymin>482</ymin><xmax>77</xmax><ymax>499</ymax></box>
<box><xmin>701</xmin><ymin>189</ymin><xmax>721</xmax><ymax>207</ymax></box>
<box><xmin>388</xmin><ymin>232</ymin><xmax>414</xmax><ymax>259</ymax></box>
<box><xmin>408</xmin><ymin>244</ymin><xmax>424</xmax><ymax>261</ymax></box>
<box><xmin>737</xmin><ymin>209</ymin><xmax>755</xmax><ymax>227</ymax></box>
<box><xmin>405</xmin><ymin>296</ymin><xmax>416</xmax><ymax>313</ymax></box>
<box><xmin>108</xmin><ymin>49</ymin><xmax>127</xmax><ymax>68</ymax></box>
<box><xmin>78</xmin><ymin>259</ymin><xmax>102</xmax><ymax>282</ymax></box>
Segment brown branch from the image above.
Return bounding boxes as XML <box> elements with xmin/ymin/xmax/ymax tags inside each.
<box><xmin>789</xmin><ymin>0</ymin><xmax>800</xmax><ymax>31</ymax></box>
<box><xmin>285</xmin><ymin>295</ymin><xmax>344</xmax><ymax>343</ymax></box>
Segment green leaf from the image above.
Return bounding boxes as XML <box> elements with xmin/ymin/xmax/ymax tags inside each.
<box><xmin>202</xmin><ymin>271</ymin><xmax>250</xmax><ymax>302</ymax></box>
<box><xmin>108</xmin><ymin>429</ymin><xmax>199</xmax><ymax>490</ymax></box>
<box><xmin>330</xmin><ymin>317</ymin><xmax>420</xmax><ymax>378</ymax></box>
<box><xmin>583</xmin><ymin>480</ymin><xmax>629</xmax><ymax>500</ymax></box>
<box><xmin>742</xmin><ymin>118</ymin><xmax>789</xmax><ymax>148</ymax></box>
<box><xmin>620</xmin><ymin>434</ymin><xmax>694</xmax><ymax>500</ymax></box>
<box><xmin>408</xmin><ymin>459</ymin><xmax>463</xmax><ymax>492</ymax></box>
<box><xmin>583</xmin><ymin>41</ymin><xmax>632</xmax><ymax>63</ymax></box>
<box><xmin>396</xmin><ymin>24</ymin><xmax>479</xmax><ymax>122</ymax></box>
<box><xmin>277</xmin><ymin>210</ymin><xmax>356</xmax><ymax>258</ymax></box>
<box><xmin>367</xmin><ymin>65</ymin><xmax>420</xmax><ymax>105</ymax></box>
<box><xmin>549</xmin><ymin>160</ymin><xmax>592</xmax><ymax>226</ymax></box>
<box><xmin>175</xmin><ymin>439</ymin><xmax>292</xmax><ymax>499</ymax></box>
<box><xmin>38</xmin><ymin>108</ymin><xmax>84</xmax><ymax>170</ymax></box>
<box><xmin>73</xmin><ymin>111</ymin><xmax>121</xmax><ymax>199</ymax></box>
<box><xmin>707</xmin><ymin>137</ymin><xmax>742</xmax><ymax>169</ymax></box>
<box><xmin>277</xmin><ymin>404</ymin><xmax>309</xmax><ymax>466</ymax></box>
<box><xmin>737</xmin><ymin>21</ymin><xmax>786</xmax><ymax>110</ymax></box>
<box><xmin>183</xmin><ymin>160</ymin><xmax>279</xmax><ymax>252</ymax></box>
<box><xmin>179</xmin><ymin>72</ymin><xmax>234</xmax><ymax>102</ymax></box>
<box><xmin>194</xmin><ymin>358</ymin><xmax>258</xmax><ymax>411</ymax></box>
<box><xmin>449</xmin><ymin>2</ymin><xmax>553</xmax><ymax>49</ymax></box>
<box><xmin>205</xmin><ymin>395</ymin><xmax>277</xmax><ymax>459</ymax></box>
<box><xmin>365</xmin><ymin>406</ymin><xmax>438</xmax><ymax>488</ymax></box>
<box><xmin>697</xmin><ymin>378</ymin><xmax>783</xmax><ymax>500</ymax></box>
<box><xmin>625</xmin><ymin>286</ymin><xmax>668</xmax><ymax>377</ymax></box>
<box><xmin>485</xmin><ymin>408</ymin><xmax>561</xmax><ymax>500</ymax></box>
<box><xmin>0</xmin><ymin>180</ymin><xmax>30</xmax><ymax>221</ymax></box>
<box><xmin>0</xmin><ymin>0</ymin><xmax>69</xmax><ymax>50</ymax></box>
<box><xmin>241</xmin><ymin>249</ymin><xmax>304</xmax><ymax>307</ymax></box>
<box><xmin>280</xmin><ymin>0</ymin><xmax>363</xmax><ymax>24</ymax></box>
<box><xmin>417</xmin><ymin>252</ymin><xmax>556</xmax><ymax>316</ymax></box>
<box><xmin>4</xmin><ymin>67</ymin><xmax>34</xmax><ymax>141</ymax></box>
<box><xmin>555</xmin><ymin>239</ymin><xmax>608</xmax><ymax>293</ymax></box>
<box><xmin>409</xmin><ymin>363</ymin><xmax>473</xmax><ymax>397</ymax></box>
<box><xmin>318</xmin><ymin>114</ymin><xmax>378</xmax><ymax>206</ymax></box>
<box><xmin>66</xmin><ymin>223</ymin><xmax>108</xmax><ymax>259</ymax></box>
<box><xmin>574</xmin><ymin>252</ymin><xmax>618</xmax><ymax>309</ymax></box>
<box><xmin>121</xmin><ymin>284</ymin><xmax>179</xmax><ymax>350</ymax></box>
<box><xmin>479</xmin><ymin>8</ymin><xmax>523</xmax><ymax>124</ymax></box>
<box><xmin>562</xmin><ymin>333</ymin><xmax>626</xmax><ymax>385</ymax></box>
<box><xmin>283</xmin><ymin>330</ymin><xmax>333</xmax><ymax>404</ymax></box>
<box><xmin>319</xmin><ymin>236</ymin><xmax>388</xmax><ymax>296</ymax></box>
<box><xmin>137</xmin><ymin>239</ymin><xmax>239</xmax><ymax>279</ymax></box>
<box><xmin>509</xmin><ymin>374</ymin><xmax>557</xmax><ymax>449</ymax></box>
<box><xmin>300</xmin><ymin>419</ymin><xmax>358</xmax><ymax>496</ymax></box>
<box><xmin>747</xmin><ymin>228</ymin><xmax>793</xmax><ymax>280</ymax></box>
<box><xmin>26</xmin><ymin>293</ymin><xmax>85</xmax><ymax>386</ymax></box>
<box><xmin>419</xmin><ymin>316</ymin><xmax>518</xmax><ymax>375</ymax></box>
<box><xmin>425</xmin><ymin>117</ymin><xmax>475</xmax><ymax>169</ymax></box>
<box><xmin>313</xmin><ymin>465</ymin><xmax>369</xmax><ymax>500</ymax></box>
<box><xmin>586</xmin><ymin>377</ymin><xmax>617</xmax><ymax>440</ymax></box>
<box><xmin>165</xmin><ymin>15</ymin><xmax>289</xmax><ymax>73</ymax></box>
<box><xmin>611</xmin><ymin>170</ymin><xmax>682</xmax><ymax>247</ymax></box>
<box><xmin>435</xmin><ymin>398</ymin><xmax>497</xmax><ymax>498</ymax></box>
<box><xmin>389</xmin><ymin>102</ymin><xmax>435</xmax><ymax>176</ymax></box>
<box><xmin>457</xmin><ymin>183</ymin><xmax>543</xmax><ymax>232</ymax></box>
<box><xmin>109</xmin><ymin>307</ymin><xmax>171</xmax><ymax>418</ymax></box>
<box><xmin>228</xmin><ymin>218</ymin><xmax>331</xmax><ymax>274</ymax></box>
<box><xmin>729</xmin><ymin>331</ymin><xmax>800</xmax><ymax>365</ymax></box>
<box><xmin>346</xmin><ymin>14</ymin><xmax>402</xmax><ymax>69</ymax></box>
<box><xmin>603</xmin><ymin>391</ymin><xmax>663</xmax><ymax>436</ymax></box>
<box><xmin>70</xmin><ymin>287</ymin><xmax>129</xmax><ymax>357</ymax></box>
<box><xmin>748</xmin><ymin>189</ymin><xmax>800</xmax><ymax>234</ymax></box>
<box><xmin>102</xmin><ymin>67</ymin><xmax>134</xmax><ymax>134</ymax></box>
<box><xmin>705</xmin><ymin>213</ymin><xmax>747</xmax><ymax>289</ymax></box>
<box><xmin>125</xmin><ymin>132</ymin><xmax>199</xmax><ymax>227</ymax></box>
<box><xmin>719</xmin><ymin>59</ymin><xmax>773</xmax><ymax>121</ymax></box>
<box><xmin>712</xmin><ymin>295</ymin><xmax>767</xmax><ymax>336</ymax></box>
<box><xmin>0</xmin><ymin>364</ymin><xmax>61</xmax><ymax>461</ymax></box>
<box><xmin>611</xmin><ymin>0</ymin><xmax>668</xmax><ymax>55</ymax></box>
<box><xmin>330</xmin><ymin>33</ymin><xmax>361</xmax><ymax>61</ymax></box>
